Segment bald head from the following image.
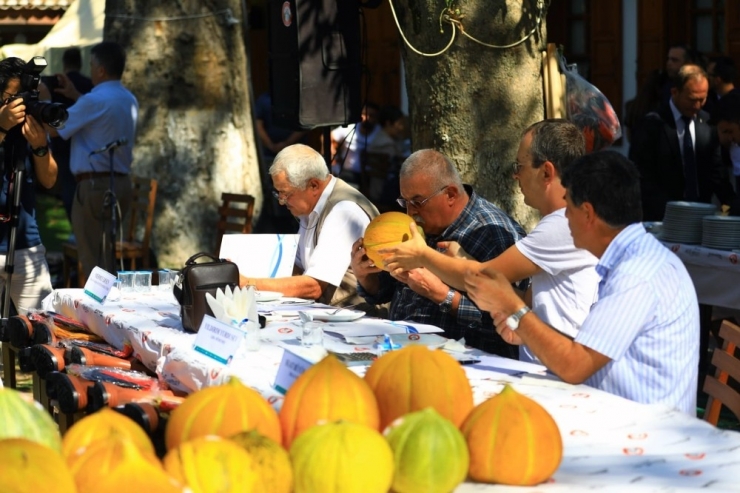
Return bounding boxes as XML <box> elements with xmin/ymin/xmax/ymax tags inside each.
<box><xmin>269</xmin><ymin>144</ymin><xmax>329</xmax><ymax>188</ymax></box>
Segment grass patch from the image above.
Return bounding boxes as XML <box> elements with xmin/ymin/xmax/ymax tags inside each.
<box><xmin>36</xmin><ymin>192</ymin><xmax>71</xmax><ymax>254</ymax></box>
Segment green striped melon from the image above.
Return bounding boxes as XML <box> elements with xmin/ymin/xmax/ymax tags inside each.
<box><xmin>384</xmin><ymin>407</ymin><xmax>469</xmax><ymax>493</ymax></box>
<box><xmin>0</xmin><ymin>388</ymin><xmax>62</xmax><ymax>452</ymax></box>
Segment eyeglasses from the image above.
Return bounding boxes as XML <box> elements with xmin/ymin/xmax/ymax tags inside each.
<box><xmin>396</xmin><ymin>186</ymin><xmax>448</xmax><ymax>209</ymax></box>
<box><xmin>271</xmin><ymin>188</ymin><xmax>297</xmax><ymax>204</ymax></box>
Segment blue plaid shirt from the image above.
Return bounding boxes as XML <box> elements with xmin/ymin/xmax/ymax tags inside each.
<box><xmin>358</xmin><ymin>186</ymin><xmax>528</xmax><ymax>358</ymax></box>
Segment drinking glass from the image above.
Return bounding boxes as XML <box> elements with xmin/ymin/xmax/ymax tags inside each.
<box><xmin>158</xmin><ymin>269</ymin><xmax>174</xmax><ymax>292</ymax></box>
<box><xmin>133</xmin><ymin>271</ymin><xmax>152</xmax><ymax>293</ymax></box>
<box><xmin>106</xmin><ymin>279</ymin><xmax>121</xmax><ymax>303</ymax></box>
<box><xmin>118</xmin><ymin>271</ymin><xmax>134</xmax><ymax>293</ymax></box>
<box><xmin>301</xmin><ymin>321</ymin><xmax>324</xmax><ymax>347</ymax></box>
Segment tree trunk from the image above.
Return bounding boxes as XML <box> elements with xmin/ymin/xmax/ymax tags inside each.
<box><xmin>395</xmin><ymin>0</ymin><xmax>547</xmax><ymax>227</ymax></box>
<box><xmin>104</xmin><ymin>0</ymin><xmax>262</xmax><ymax>267</ymax></box>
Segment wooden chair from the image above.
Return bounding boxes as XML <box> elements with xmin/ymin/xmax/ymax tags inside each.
<box><xmin>215</xmin><ymin>192</ymin><xmax>255</xmax><ymax>255</ymax></box>
<box><xmin>63</xmin><ymin>176</ymin><xmax>158</xmax><ymax>288</ymax></box>
<box><xmin>702</xmin><ymin>319</ymin><xmax>740</xmax><ymax>425</ymax></box>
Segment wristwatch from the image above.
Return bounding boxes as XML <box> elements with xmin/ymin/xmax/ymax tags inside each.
<box><xmin>31</xmin><ymin>145</ymin><xmax>48</xmax><ymax>157</ymax></box>
<box><xmin>439</xmin><ymin>289</ymin><xmax>455</xmax><ymax>313</ymax></box>
<box><xmin>505</xmin><ymin>306</ymin><xmax>531</xmax><ymax>331</ymax></box>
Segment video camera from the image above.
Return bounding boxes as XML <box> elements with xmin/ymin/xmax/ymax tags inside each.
<box><xmin>9</xmin><ymin>56</ymin><xmax>68</xmax><ymax>128</ymax></box>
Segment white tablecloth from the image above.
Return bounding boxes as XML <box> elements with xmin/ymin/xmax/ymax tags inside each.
<box><xmin>662</xmin><ymin>242</ymin><xmax>740</xmax><ymax>310</ymax></box>
<box><xmin>45</xmin><ymin>289</ymin><xmax>740</xmax><ymax>491</ymax></box>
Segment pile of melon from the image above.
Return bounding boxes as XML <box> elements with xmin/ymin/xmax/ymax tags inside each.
<box><xmin>0</xmin><ymin>346</ymin><xmax>564</xmax><ymax>492</ymax></box>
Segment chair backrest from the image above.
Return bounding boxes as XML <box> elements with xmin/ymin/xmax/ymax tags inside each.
<box><xmin>125</xmin><ymin>176</ymin><xmax>158</xmax><ymax>252</ymax></box>
<box><xmin>702</xmin><ymin>320</ymin><xmax>740</xmax><ymax>425</ymax></box>
<box><xmin>215</xmin><ymin>192</ymin><xmax>256</xmax><ymax>255</ymax></box>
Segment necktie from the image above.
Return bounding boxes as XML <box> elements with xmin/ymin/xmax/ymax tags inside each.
<box><xmin>681</xmin><ymin>115</ymin><xmax>699</xmax><ymax>201</ymax></box>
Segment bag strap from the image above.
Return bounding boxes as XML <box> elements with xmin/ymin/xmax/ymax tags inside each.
<box><xmin>185</xmin><ymin>252</ymin><xmax>222</xmax><ymax>265</ymax></box>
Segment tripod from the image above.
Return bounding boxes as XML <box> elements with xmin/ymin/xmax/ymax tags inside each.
<box><xmin>100</xmin><ymin>146</ymin><xmax>120</xmax><ymax>275</ymax></box>
<box><xmin>91</xmin><ymin>138</ymin><xmax>127</xmax><ymax>277</ymax></box>
<box><xmin>0</xmin><ymin>138</ymin><xmax>28</xmax><ymax>388</ymax></box>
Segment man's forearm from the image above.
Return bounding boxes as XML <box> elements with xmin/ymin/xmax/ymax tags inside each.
<box><xmin>32</xmin><ymin>153</ymin><xmax>58</xmax><ymax>189</ymax></box>
<box><xmin>243</xmin><ymin>274</ymin><xmax>325</xmax><ymax>300</ymax></box>
<box><xmin>514</xmin><ymin>314</ymin><xmax>603</xmax><ymax>384</ymax></box>
<box><xmin>422</xmin><ymin>248</ymin><xmax>474</xmax><ymax>291</ymax></box>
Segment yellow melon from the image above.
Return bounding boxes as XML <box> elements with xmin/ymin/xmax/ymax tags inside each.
<box><xmin>363</xmin><ymin>211</ymin><xmax>424</xmax><ymax>268</ymax></box>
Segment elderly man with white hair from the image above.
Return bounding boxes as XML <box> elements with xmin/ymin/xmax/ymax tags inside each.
<box><xmin>240</xmin><ymin>144</ymin><xmax>378</xmax><ymax>306</ymax></box>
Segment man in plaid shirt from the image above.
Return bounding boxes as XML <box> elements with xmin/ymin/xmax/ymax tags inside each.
<box><xmin>352</xmin><ymin>149</ymin><xmax>528</xmax><ymax>358</ymax></box>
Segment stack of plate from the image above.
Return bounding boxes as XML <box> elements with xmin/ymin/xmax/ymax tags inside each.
<box><xmin>660</xmin><ymin>201</ymin><xmax>718</xmax><ymax>244</ymax></box>
<box><xmin>702</xmin><ymin>215</ymin><xmax>740</xmax><ymax>250</ymax></box>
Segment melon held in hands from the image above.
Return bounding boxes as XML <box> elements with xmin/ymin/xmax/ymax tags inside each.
<box><xmin>363</xmin><ymin>211</ymin><xmax>424</xmax><ymax>268</ymax></box>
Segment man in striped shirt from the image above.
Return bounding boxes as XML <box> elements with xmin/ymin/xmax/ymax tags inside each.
<box><xmin>465</xmin><ymin>150</ymin><xmax>700</xmax><ymax>415</ymax></box>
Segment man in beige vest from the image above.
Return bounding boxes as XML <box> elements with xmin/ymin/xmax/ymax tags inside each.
<box><xmin>240</xmin><ymin>144</ymin><xmax>378</xmax><ymax>305</ymax></box>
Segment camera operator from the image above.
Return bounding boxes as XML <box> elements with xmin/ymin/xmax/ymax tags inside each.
<box><xmin>45</xmin><ymin>41</ymin><xmax>138</xmax><ymax>285</ymax></box>
<box><xmin>0</xmin><ymin>57</ymin><xmax>57</xmax><ymax>314</ymax></box>
<box><xmin>43</xmin><ymin>48</ymin><xmax>93</xmax><ymax>222</ymax></box>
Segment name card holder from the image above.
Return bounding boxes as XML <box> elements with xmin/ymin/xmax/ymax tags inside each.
<box><xmin>274</xmin><ymin>349</ymin><xmax>313</xmax><ymax>394</ymax></box>
<box><xmin>83</xmin><ymin>266</ymin><xmax>116</xmax><ymax>303</ymax></box>
<box><xmin>192</xmin><ymin>315</ymin><xmax>246</xmax><ymax>365</ymax></box>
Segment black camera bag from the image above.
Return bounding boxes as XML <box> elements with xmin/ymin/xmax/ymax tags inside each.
<box><xmin>173</xmin><ymin>252</ymin><xmax>240</xmax><ymax>333</ymax></box>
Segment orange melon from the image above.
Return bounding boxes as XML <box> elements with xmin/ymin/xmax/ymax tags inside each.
<box><xmin>461</xmin><ymin>384</ymin><xmax>563</xmax><ymax>485</ymax></box>
<box><xmin>279</xmin><ymin>354</ymin><xmax>380</xmax><ymax>448</ymax></box>
<box><xmin>363</xmin><ymin>211</ymin><xmax>424</xmax><ymax>268</ymax></box>
<box><xmin>364</xmin><ymin>345</ymin><xmax>473</xmax><ymax>430</ymax></box>
<box><xmin>165</xmin><ymin>376</ymin><xmax>281</xmax><ymax>450</ymax></box>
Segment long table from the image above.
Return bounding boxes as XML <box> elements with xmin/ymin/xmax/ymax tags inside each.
<box><xmin>662</xmin><ymin>242</ymin><xmax>740</xmax><ymax>310</ymax></box>
<box><xmin>46</xmin><ymin>288</ymin><xmax>740</xmax><ymax>491</ymax></box>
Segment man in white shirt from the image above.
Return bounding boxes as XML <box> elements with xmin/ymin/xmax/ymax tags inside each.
<box><xmin>464</xmin><ymin>151</ymin><xmax>699</xmax><ymax>415</ymax></box>
<box><xmin>240</xmin><ymin>144</ymin><xmax>378</xmax><ymax>305</ymax></box>
<box><xmin>381</xmin><ymin>120</ymin><xmax>600</xmax><ymax>361</ymax></box>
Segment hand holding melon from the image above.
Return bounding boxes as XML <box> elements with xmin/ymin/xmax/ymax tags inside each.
<box><xmin>362</xmin><ymin>212</ymin><xmax>425</xmax><ymax>271</ymax></box>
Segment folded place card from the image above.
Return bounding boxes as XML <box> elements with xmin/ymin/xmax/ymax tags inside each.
<box><xmin>220</xmin><ymin>234</ymin><xmax>299</xmax><ymax>279</ymax></box>
<box><xmin>83</xmin><ymin>266</ymin><xmax>117</xmax><ymax>303</ymax></box>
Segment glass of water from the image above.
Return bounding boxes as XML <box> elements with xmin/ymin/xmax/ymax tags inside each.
<box><xmin>301</xmin><ymin>321</ymin><xmax>324</xmax><ymax>347</ymax></box>
<box><xmin>118</xmin><ymin>271</ymin><xmax>134</xmax><ymax>293</ymax></box>
<box><xmin>133</xmin><ymin>271</ymin><xmax>152</xmax><ymax>293</ymax></box>
<box><xmin>158</xmin><ymin>269</ymin><xmax>174</xmax><ymax>291</ymax></box>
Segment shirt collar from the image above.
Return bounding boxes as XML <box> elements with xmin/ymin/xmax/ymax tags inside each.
<box><xmin>595</xmin><ymin>222</ymin><xmax>645</xmax><ymax>278</ymax></box>
<box><xmin>669</xmin><ymin>98</ymin><xmax>684</xmax><ymax>124</ymax></box>
<box><xmin>91</xmin><ymin>80</ymin><xmax>123</xmax><ymax>93</ymax></box>
<box><xmin>432</xmin><ymin>184</ymin><xmax>475</xmax><ymax>241</ymax></box>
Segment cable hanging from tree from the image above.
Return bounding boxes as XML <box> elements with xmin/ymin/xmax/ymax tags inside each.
<box><xmin>388</xmin><ymin>0</ymin><xmax>545</xmax><ymax>57</ymax></box>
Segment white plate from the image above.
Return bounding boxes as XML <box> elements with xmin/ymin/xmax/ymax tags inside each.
<box><xmin>256</xmin><ymin>291</ymin><xmax>283</xmax><ymax>302</ymax></box>
<box><xmin>310</xmin><ymin>309</ymin><xmax>366</xmax><ymax>322</ymax></box>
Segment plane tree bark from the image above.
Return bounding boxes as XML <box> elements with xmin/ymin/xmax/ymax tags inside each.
<box><xmin>104</xmin><ymin>0</ymin><xmax>261</xmax><ymax>267</ymax></box>
<box><xmin>394</xmin><ymin>0</ymin><xmax>548</xmax><ymax>226</ymax></box>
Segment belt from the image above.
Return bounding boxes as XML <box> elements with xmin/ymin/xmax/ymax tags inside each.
<box><xmin>75</xmin><ymin>172</ymin><xmax>128</xmax><ymax>183</ymax></box>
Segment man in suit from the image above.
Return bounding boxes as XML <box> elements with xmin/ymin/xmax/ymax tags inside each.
<box><xmin>629</xmin><ymin>64</ymin><xmax>736</xmax><ymax>221</ymax></box>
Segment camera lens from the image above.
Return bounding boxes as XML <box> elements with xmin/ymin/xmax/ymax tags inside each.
<box><xmin>28</xmin><ymin>101</ymin><xmax>68</xmax><ymax>128</ymax></box>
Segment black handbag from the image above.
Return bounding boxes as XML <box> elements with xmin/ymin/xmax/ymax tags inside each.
<box><xmin>173</xmin><ymin>252</ymin><xmax>240</xmax><ymax>333</ymax></box>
